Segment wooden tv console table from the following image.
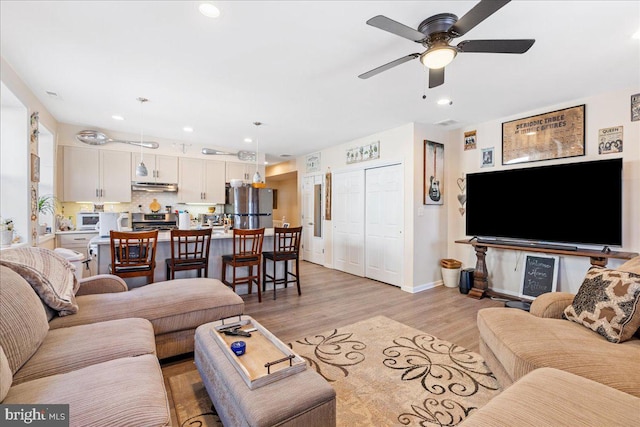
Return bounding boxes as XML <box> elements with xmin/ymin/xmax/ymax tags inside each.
<box><xmin>455</xmin><ymin>239</ymin><xmax>638</xmax><ymax>300</ymax></box>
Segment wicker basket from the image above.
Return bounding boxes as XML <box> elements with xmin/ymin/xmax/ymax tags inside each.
<box><xmin>440</xmin><ymin>258</ymin><xmax>462</xmax><ymax>269</ymax></box>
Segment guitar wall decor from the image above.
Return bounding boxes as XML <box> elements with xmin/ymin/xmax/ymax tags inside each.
<box><xmin>429</xmin><ymin>144</ymin><xmax>441</xmax><ymax>202</ymax></box>
<box><xmin>424</xmin><ymin>140</ymin><xmax>444</xmax><ymax>205</ymax></box>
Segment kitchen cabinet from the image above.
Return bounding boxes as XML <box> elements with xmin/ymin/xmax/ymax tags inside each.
<box><xmin>63</xmin><ymin>146</ymin><xmax>131</xmax><ymax>202</ymax></box>
<box><xmin>178</xmin><ymin>158</ymin><xmax>226</xmax><ymax>203</ymax></box>
<box><xmin>131</xmin><ymin>153</ymin><xmax>178</xmax><ymax>183</ymax></box>
<box><xmin>226</xmin><ymin>161</ymin><xmax>265</xmax><ymax>183</ymax></box>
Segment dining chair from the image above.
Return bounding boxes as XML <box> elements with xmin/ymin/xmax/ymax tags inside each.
<box><xmin>262</xmin><ymin>226</ymin><xmax>302</xmax><ymax>300</ymax></box>
<box><xmin>221</xmin><ymin>228</ymin><xmax>265</xmax><ymax>302</ymax></box>
<box><xmin>165</xmin><ymin>228</ymin><xmax>212</xmax><ymax>280</ymax></box>
<box><xmin>109</xmin><ymin>230</ymin><xmax>158</xmax><ymax>285</ymax></box>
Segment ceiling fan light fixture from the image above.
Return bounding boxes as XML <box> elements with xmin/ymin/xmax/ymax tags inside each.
<box><xmin>420</xmin><ymin>46</ymin><xmax>457</xmax><ymax>69</ymax></box>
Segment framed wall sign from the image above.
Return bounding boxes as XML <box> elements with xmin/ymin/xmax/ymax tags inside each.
<box><xmin>424</xmin><ymin>140</ymin><xmax>444</xmax><ymax>205</ymax></box>
<box><xmin>464</xmin><ymin>130</ymin><xmax>477</xmax><ymax>150</ymax></box>
<box><xmin>520</xmin><ymin>254</ymin><xmax>559</xmax><ymax>299</ymax></box>
<box><xmin>306</xmin><ymin>152</ymin><xmax>321</xmax><ymax>173</ymax></box>
<box><xmin>502</xmin><ymin>104</ymin><xmax>585</xmax><ymax>165</ymax></box>
<box><xmin>598</xmin><ymin>126</ymin><xmax>623</xmax><ymax>154</ymax></box>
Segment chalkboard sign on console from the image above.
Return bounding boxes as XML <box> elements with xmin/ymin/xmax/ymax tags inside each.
<box><xmin>520</xmin><ymin>255</ymin><xmax>559</xmax><ymax>299</ymax></box>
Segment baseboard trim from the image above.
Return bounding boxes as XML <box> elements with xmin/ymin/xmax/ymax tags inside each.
<box><xmin>402</xmin><ymin>280</ymin><xmax>443</xmax><ymax>294</ymax></box>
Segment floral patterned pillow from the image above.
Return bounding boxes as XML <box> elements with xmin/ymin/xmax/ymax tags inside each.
<box><xmin>564</xmin><ymin>266</ymin><xmax>640</xmax><ymax>343</ymax></box>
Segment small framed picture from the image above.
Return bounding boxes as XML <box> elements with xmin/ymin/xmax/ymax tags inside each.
<box><xmin>631</xmin><ymin>93</ymin><xmax>640</xmax><ymax>122</ymax></box>
<box><xmin>520</xmin><ymin>254</ymin><xmax>559</xmax><ymax>299</ymax></box>
<box><xmin>464</xmin><ymin>130</ymin><xmax>477</xmax><ymax>150</ymax></box>
<box><xmin>31</xmin><ymin>153</ymin><xmax>40</xmax><ymax>182</ymax></box>
<box><xmin>481</xmin><ymin>147</ymin><xmax>494</xmax><ymax>167</ymax></box>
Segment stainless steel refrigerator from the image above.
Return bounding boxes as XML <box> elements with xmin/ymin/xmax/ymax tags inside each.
<box><xmin>229</xmin><ymin>187</ymin><xmax>273</xmax><ymax>229</ymax></box>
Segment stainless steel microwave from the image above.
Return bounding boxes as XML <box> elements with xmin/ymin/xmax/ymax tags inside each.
<box><xmin>76</xmin><ymin>212</ymin><xmax>99</xmax><ymax>230</ymax></box>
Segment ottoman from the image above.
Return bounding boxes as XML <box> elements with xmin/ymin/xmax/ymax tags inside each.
<box><xmin>194</xmin><ymin>322</ymin><xmax>336</xmax><ymax>427</ymax></box>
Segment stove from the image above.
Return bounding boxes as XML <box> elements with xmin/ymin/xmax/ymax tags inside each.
<box><xmin>131</xmin><ymin>213</ymin><xmax>178</xmax><ymax>231</ymax></box>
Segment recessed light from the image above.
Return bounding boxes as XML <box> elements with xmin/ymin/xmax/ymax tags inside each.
<box><xmin>112</xmin><ymin>115</ymin><xmax>124</xmax><ymax>121</ymax></box>
<box><xmin>437</xmin><ymin>98</ymin><xmax>453</xmax><ymax>106</ymax></box>
<box><xmin>633</xmin><ymin>29</ymin><xmax>640</xmax><ymax>39</ymax></box>
<box><xmin>183</xmin><ymin>126</ymin><xmax>194</xmax><ymax>132</ymax></box>
<box><xmin>244</xmin><ymin>138</ymin><xmax>252</xmax><ymax>143</ymax></box>
<box><xmin>199</xmin><ymin>2</ymin><xmax>220</xmax><ymax>18</ymax></box>
<box><xmin>264</xmin><ymin>161</ymin><xmax>269</xmax><ymax>165</ymax></box>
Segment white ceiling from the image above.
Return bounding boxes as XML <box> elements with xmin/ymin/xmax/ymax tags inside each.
<box><xmin>1</xmin><ymin>1</ymin><xmax>639</xmax><ymax>163</ymax></box>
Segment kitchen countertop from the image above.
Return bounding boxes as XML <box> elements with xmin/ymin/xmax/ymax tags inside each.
<box><xmin>56</xmin><ymin>229</ymin><xmax>100</xmax><ymax>234</ymax></box>
<box><xmin>90</xmin><ymin>227</ymin><xmax>275</xmax><ymax>245</ymax></box>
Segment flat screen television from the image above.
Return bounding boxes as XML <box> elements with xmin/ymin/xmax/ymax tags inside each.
<box><xmin>465</xmin><ymin>158</ymin><xmax>623</xmax><ymax>247</ymax></box>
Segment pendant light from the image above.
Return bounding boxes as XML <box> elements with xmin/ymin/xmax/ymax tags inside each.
<box><xmin>135</xmin><ymin>97</ymin><xmax>149</xmax><ymax>177</ymax></box>
<box><xmin>252</xmin><ymin>121</ymin><xmax>263</xmax><ymax>183</ymax></box>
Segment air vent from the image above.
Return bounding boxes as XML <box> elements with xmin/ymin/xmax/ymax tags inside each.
<box><xmin>280</xmin><ymin>154</ymin><xmax>292</xmax><ymax>158</ymax></box>
<box><xmin>433</xmin><ymin>119</ymin><xmax>458</xmax><ymax>126</ymax></box>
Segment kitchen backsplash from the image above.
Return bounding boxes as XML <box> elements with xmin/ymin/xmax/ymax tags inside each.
<box><xmin>60</xmin><ymin>192</ymin><xmax>224</xmax><ymax>229</ymax></box>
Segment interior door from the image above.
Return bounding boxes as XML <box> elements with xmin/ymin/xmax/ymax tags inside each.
<box><xmin>332</xmin><ymin>170</ymin><xmax>365</xmax><ymax>276</ymax></box>
<box><xmin>365</xmin><ymin>164</ymin><xmax>404</xmax><ymax>286</ymax></box>
<box><xmin>302</xmin><ymin>175</ymin><xmax>324</xmax><ymax>265</ymax></box>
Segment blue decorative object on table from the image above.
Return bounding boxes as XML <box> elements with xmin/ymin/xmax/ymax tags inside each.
<box><xmin>231</xmin><ymin>340</ymin><xmax>246</xmax><ymax>356</ymax></box>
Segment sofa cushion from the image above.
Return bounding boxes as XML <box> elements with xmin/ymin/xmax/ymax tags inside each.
<box><xmin>618</xmin><ymin>255</ymin><xmax>640</xmax><ymax>274</ymax></box>
<box><xmin>0</xmin><ymin>266</ymin><xmax>49</xmax><ymax>374</ymax></box>
<box><xmin>563</xmin><ymin>266</ymin><xmax>640</xmax><ymax>343</ymax></box>
<box><xmin>458</xmin><ymin>367</ymin><xmax>640</xmax><ymax>427</ymax></box>
<box><xmin>48</xmin><ymin>278</ymin><xmax>244</xmax><ymax>335</ymax></box>
<box><xmin>0</xmin><ymin>247</ymin><xmax>79</xmax><ymax>316</ymax></box>
<box><xmin>2</xmin><ymin>354</ymin><xmax>170</xmax><ymax>427</ymax></box>
<box><xmin>477</xmin><ymin>307</ymin><xmax>640</xmax><ymax>397</ymax></box>
<box><xmin>0</xmin><ymin>346</ymin><xmax>12</xmax><ymax>401</ymax></box>
<box><xmin>13</xmin><ymin>318</ymin><xmax>156</xmax><ymax>385</ymax></box>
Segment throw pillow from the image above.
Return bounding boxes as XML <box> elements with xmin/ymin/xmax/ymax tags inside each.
<box><xmin>564</xmin><ymin>266</ymin><xmax>640</xmax><ymax>343</ymax></box>
<box><xmin>0</xmin><ymin>247</ymin><xmax>79</xmax><ymax>316</ymax></box>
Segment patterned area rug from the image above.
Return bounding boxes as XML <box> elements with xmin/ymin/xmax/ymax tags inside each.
<box><xmin>169</xmin><ymin>315</ymin><xmax>500</xmax><ymax>426</ymax></box>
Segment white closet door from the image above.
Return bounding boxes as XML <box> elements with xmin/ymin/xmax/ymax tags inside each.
<box><xmin>365</xmin><ymin>164</ymin><xmax>404</xmax><ymax>286</ymax></box>
<box><xmin>333</xmin><ymin>170</ymin><xmax>365</xmax><ymax>276</ymax></box>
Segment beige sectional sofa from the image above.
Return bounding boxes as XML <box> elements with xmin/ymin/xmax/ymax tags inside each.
<box><xmin>0</xmin><ymin>247</ymin><xmax>244</xmax><ymax>426</ymax></box>
<box><xmin>466</xmin><ymin>256</ymin><xmax>640</xmax><ymax>425</ymax></box>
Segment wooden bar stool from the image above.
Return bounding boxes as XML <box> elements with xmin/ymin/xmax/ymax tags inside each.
<box><xmin>262</xmin><ymin>226</ymin><xmax>302</xmax><ymax>300</ymax></box>
<box><xmin>221</xmin><ymin>228</ymin><xmax>265</xmax><ymax>302</ymax></box>
<box><xmin>165</xmin><ymin>228</ymin><xmax>212</xmax><ymax>280</ymax></box>
<box><xmin>109</xmin><ymin>230</ymin><xmax>158</xmax><ymax>285</ymax></box>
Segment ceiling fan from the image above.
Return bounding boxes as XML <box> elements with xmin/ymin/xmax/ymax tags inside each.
<box><xmin>358</xmin><ymin>0</ymin><xmax>535</xmax><ymax>88</ymax></box>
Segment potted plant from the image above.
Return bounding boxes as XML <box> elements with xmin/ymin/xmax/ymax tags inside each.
<box><xmin>0</xmin><ymin>217</ymin><xmax>14</xmax><ymax>247</ymax></box>
<box><xmin>37</xmin><ymin>194</ymin><xmax>58</xmax><ymax>235</ymax></box>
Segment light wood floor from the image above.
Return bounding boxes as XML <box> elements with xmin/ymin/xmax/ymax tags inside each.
<box><xmin>161</xmin><ymin>261</ymin><xmax>504</xmax><ymax>425</ymax></box>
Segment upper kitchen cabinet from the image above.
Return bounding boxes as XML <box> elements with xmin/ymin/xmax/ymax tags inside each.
<box><xmin>63</xmin><ymin>146</ymin><xmax>131</xmax><ymax>203</ymax></box>
<box><xmin>178</xmin><ymin>158</ymin><xmax>225</xmax><ymax>204</ymax></box>
<box><xmin>226</xmin><ymin>161</ymin><xmax>265</xmax><ymax>183</ymax></box>
<box><xmin>131</xmin><ymin>153</ymin><xmax>178</xmax><ymax>183</ymax></box>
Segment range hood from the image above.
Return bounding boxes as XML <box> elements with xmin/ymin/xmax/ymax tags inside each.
<box><xmin>131</xmin><ymin>182</ymin><xmax>178</xmax><ymax>192</ymax></box>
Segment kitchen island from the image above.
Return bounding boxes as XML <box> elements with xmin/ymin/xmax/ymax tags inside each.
<box><xmin>90</xmin><ymin>228</ymin><xmax>277</xmax><ymax>292</ymax></box>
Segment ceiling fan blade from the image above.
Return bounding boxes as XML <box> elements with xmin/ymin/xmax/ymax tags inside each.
<box><xmin>449</xmin><ymin>0</ymin><xmax>510</xmax><ymax>37</ymax></box>
<box><xmin>358</xmin><ymin>53</ymin><xmax>420</xmax><ymax>79</ymax></box>
<box><xmin>429</xmin><ymin>68</ymin><xmax>445</xmax><ymax>88</ymax></box>
<box><xmin>366</xmin><ymin>15</ymin><xmax>426</xmax><ymax>42</ymax></box>
<box><xmin>457</xmin><ymin>39</ymin><xmax>535</xmax><ymax>53</ymax></box>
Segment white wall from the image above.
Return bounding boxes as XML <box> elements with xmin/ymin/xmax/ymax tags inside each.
<box><xmin>447</xmin><ymin>87</ymin><xmax>640</xmax><ymax>296</ymax></box>
<box><xmin>296</xmin><ymin>122</ymin><xmax>456</xmax><ymax>292</ymax></box>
